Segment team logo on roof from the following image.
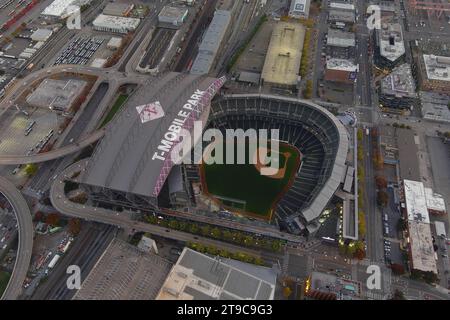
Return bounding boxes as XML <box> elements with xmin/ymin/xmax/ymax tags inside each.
<box><xmin>136</xmin><ymin>101</ymin><xmax>165</xmax><ymax>124</ymax></box>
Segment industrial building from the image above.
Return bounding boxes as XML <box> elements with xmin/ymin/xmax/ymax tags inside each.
<box><xmin>92</xmin><ymin>14</ymin><xmax>141</xmax><ymax>34</ymax></box>
<box><xmin>190</xmin><ymin>10</ymin><xmax>231</xmax><ymax>75</ymax></box>
<box><xmin>156</xmin><ymin>248</ymin><xmax>276</xmax><ymax>300</ymax></box>
<box><xmin>378</xmin><ymin>64</ymin><xmax>417</xmax><ymax>110</ymax></box>
<box><xmin>30</xmin><ymin>29</ymin><xmax>53</xmax><ymax>42</ymax></box>
<box><xmin>102</xmin><ymin>2</ymin><xmax>134</xmax><ymax>17</ymax></box>
<box><xmin>326</xmin><ymin>28</ymin><xmax>355</xmax><ymax>59</ymax></box>
<box><xmin>41</xmin><ymin>0</ymin><xmax>91</xmax><ymax>18</ymax></box>
<box><xmin>324</xmin><ymin>58</ymin><xmax>358</xmax><ymax>84</ymax></box>
<box><xmin>328</xmin><ymin>5</ymin><xmax>355</xmax><ymax>28</ymax></box>
<box><xmin>402</xmin><ymin>180</ymin><xmax>440</xmax><ymax>274</ymax></box>
<box><xmin>107</xmin><ymin>37</ymin><xmax>123</xmax><ymax>50</ymax></box>
<box><xmin>26</xmin><ymin>78</ymin><xmax>87</xmax><ymax>111</ymax></box>
<box><xmin>416</xmin><ymin>54</ymin><xmax>450</xmax><ymax>93</ymax></box>
<box><xmin>158</xmin><ymin>5</ymin><xmax>188</xmax><ymax>28</ymax></box>
<box><xmin>73</xmin><ymin>238</ymin><xmax>172</xmax><ymax>300</ymax></box>
<box><xmin>420</xmin><ymin>91</ymin><xmax>450</xmax><ymax>124</ymax></box>
<box><xmin>288</xmin><ymin>0</ymin><xmax>311</xmax><ymax>19</ymax></box>
<box><xmin>373</xmin><ymin>22</ymin><xmax>405</xmax><ymax>70</ymax></box>
<box><xmin>261</xmin><ymin>22</ymin><xmax>306</xmax><ymax>89</ymax></box>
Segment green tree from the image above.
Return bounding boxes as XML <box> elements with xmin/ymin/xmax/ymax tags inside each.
<box><xmin>211</xmin><ymin>227</ymin><xmax>221</xmax><ymax>239</ymax></box>
<box><xmin>24</xmin><ymin>164</ymin><xmax>38</xmax><ymax>177</ymax></box>
<box><xmin>189</xmin><ymin>223</ymin><xmax>199</xmax><ymax>234</ymax></box>
<box><xmin>200</xmin><ymin>225</ymin><xmax>211</xmax><ymax>237</ymax></box>
<box><xmin>168</xmin><ymin>220</ymin><xmax>179</xmax><ymax>230</ymax></box>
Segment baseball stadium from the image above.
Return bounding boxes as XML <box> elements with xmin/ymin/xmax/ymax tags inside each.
<box><xmin>78</xmin><ymin>72</ymin><xmax>348</xmax><ymax>236</ymax></box>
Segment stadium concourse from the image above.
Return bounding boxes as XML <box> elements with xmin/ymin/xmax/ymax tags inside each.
<box><xmin>53</xmin><ymin>72</ymin><xmax>348</xmax><ymax>238</ymax></box>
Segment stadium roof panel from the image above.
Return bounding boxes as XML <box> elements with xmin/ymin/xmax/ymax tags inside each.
<box><xmin>82</xmin><ymin>72</ymin><xmax>225</xmax><ymax>198</ymax></box>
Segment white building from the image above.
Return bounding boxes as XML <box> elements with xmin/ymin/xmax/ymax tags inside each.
<box><xmin>92</xmin><ymin>14</ymin><xmax>140</xmax><ymax>34</ymax></box>
<box><xmin>41</xmin><ymin>0</ymin><xmax>91</xmax><ymax>18</ymax></box>
<box><xmin>403</xmin><ymin>180</ymin><xmax>438</xmax><ymax>274</ymax></box>
<box><xmin>31</xmin><ymin>29</ymin><xmax>53</xmax><ymax>42</ymax></box>
<box><xmin>288</xmin><ymin>0</ymin><xmax>311</xmax><ymax>19</ymax></box>
<box><xmin>158</xmin><ymin>6</ymin><xmax>188</xmax><ymax>28</ymax></box>
<box><xmin>423</xmin><ymin>54</ymin><xmax>450</xmax><ymax>82</ymax></box>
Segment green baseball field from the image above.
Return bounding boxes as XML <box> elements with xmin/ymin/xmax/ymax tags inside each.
<box><xmin>200</xmin><ymin>142</ymin><xmax>301</xmax><ymax>220</ymax></box>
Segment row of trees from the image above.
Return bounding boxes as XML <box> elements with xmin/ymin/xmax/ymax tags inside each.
<box><xmin>299</xmin><ymin>28</ymin><xmax>312</xmax><ymax>78</ymax></box>
<box><xmin>186</xmin><ymin>241</ymin><xmax>265</xmax><ymax>266</ymax></box>
<box><xmin>302</xmin><ymin>80</ymin><xmax>312</xmax><ymax>99</ymax></box>
<box><xmin>144</xmin><ymin>214</ymin><xmax>284</xmax><ymax>252</ymax></box>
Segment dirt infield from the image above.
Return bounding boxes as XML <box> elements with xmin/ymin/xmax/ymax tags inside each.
<box><xmin>252</xmin><ymin>147</ymin><xmax>291</xmax><ymax>179</ymax></box>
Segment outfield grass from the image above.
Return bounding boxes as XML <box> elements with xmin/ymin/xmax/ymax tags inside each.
<box><xmin>99</xmin><ymin>94</ymin><xmax>128</xmax><ymax>128</ymax></box>
<box><xmin>0</xmin><ymin>271</ymin><xmax>11</xmax><ymax>297</ymax></box>
<box><xmin>201</xmin><ymin>142</ymin><xmax>300</xmax><ymax>219</ymax></box>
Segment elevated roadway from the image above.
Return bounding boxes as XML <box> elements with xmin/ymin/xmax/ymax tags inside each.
<box><xmin>0</xmin><ymin>176</ymin><xmax>33</xmax><ymax>300</ymax></box>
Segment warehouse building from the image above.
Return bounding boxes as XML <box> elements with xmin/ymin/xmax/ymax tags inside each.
<box><xmin>92</xmin><ymin>14</ymin><xmax>141</xmax><ymax>34</ymax></box>
<box><xmin>30</xmin><ymin>29</ymin><xmax>53</xmax><ymax>42</ymax></box>
<box><xmin>261</xmin><ymin>21</ymin><xmax>306</xmax><ymax>89</ymax></box>
<box><xmin>102</xmin><ymin>2</ymin><xmax>134</xmax><ymax>17</ymax></box>
<box><xmin>378</xmin><ymin>64</ymin><xmax>417</xmax><ymax>111</ymax></box>
<box><xmin>41</xmin><ymin>0</ymin><xmax>91</xmax><ymax>18</ymax></box>
<box><xmin>326</xmin><ymin>28</ymin><xmax>355</xmax><ymax>59</ymax></box>
<box><xmin>107</xmin><ymin>36</ymin><xmax>123</xmax><ymax>50</ymax></box>
<box><xmin>158</xmin><ymin>5</ymin><xmax>188</xmax><ymax>28</ymax></box>
<box><xmin>156</xmin><ymin>248</ymin><xmax>276</xmax><ymax>300</ymax></box>
<box><xmin>373</xmin><ymin>22</ymin><xmax>405</xmax><ymax>70</ymax></box>
<box><xmin>26</xmin><ymin>78</ymin><xmax>88</xmax><ymax>112</ymax></box>
<box><xmin>190</xmin><ymin>10</ymin><xmax>231</xmax><ymax>75</ymax></box>
<box><xmin>288</xmin><ymin>0</ymin><xmax>311</xmax><ymax>19</ymax></box>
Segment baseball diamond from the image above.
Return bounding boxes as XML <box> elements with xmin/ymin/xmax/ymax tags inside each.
<box><xmin>200</xmin><ymin>141</ymin><xmax>301</xmax><ymax>220</ymax></box>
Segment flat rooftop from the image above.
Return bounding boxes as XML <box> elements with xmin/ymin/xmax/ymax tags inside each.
<box><xmin>190</xmin><ymin>10</ymin><xmax>231</xmax><ymax>75</ymax></box>
<box><xmin>26</xmin><ymin>78</ymin><xmax>87</xmax><ymax>111</ymax></box>
<box><xmin>408</xmin><ymin>221</ymin><xmax>437</xmax><ymax>274</ymax></box>
<box><xmin>424</xmin><ymin>187</ymin><xmax>446</xmax><ymax>213</ymax></box>
<box><xmin>328</xmin><ymin>9</ymin><xmax>355</xmax><ymax>23</ymax></box>
<box><xmin>377</xmin><ymin>22</ymin><xmax>405</xmax><ymax>62</ymax></box>
<box><xmin>156</xmin><ymin>248</ymin><xmax>276</xmax><ymax>300</ymax></box>
<box><xmin>82</xmin><ymin>72</ymin><xmax>224</xmax><ymax>198</ymax></box>
<box><xmin>92</xmin><ymin>14</ymin><xmax>141</xmax><ymax>31</ymax></box>
<box><xmin>73</xmin><ymin>238</ymin><xmax>172</xmax><ymax>300</ymax></box>
<box><xmin>308</xmin><ymin>271</ymin><xmax>361</xmax><ymax>300</ymax></box>
<box><xmin>261</xmin><ymin>22</ymin><xmax>306</xmax><ymax>86</ymax></box>
<box><xmin>404</xmin><ymin>179</ymin><xmax>430</xmax><ymax>224</ymax></box>
<box><xmin>41</xmin><ymin>0</ymin><xmax>77</xmax><ymax>17</ymax></box>
<box><xmin>420</xmin><ymin>91</ymin><xmax>450</xmax><ymax>123</ymax></box>
<box><xmin>380</xmin><ymin>64</ymin><xmax>416</xmax><ymax>98</ymax></box>
<box><xmin>326</xmin><ymin>58</ymin><xmax>358</xmax><ymax>72</ymax></box>
<box><xmin>423</xmin><ymin>54</ymin><xmax>450</xmax><ymax>82</ymax></box>
<box><xmin>327</xmin><ymin>28</ymin><xmax>355</xmax><ymax>48</ymax></box>
<box><xmin>329</xmin><ymin>2</ymin><xmax>355</xmax><ymax>11</ymax></box>
<box><xmin>158</xmin><ymin>5</ymin><xmax>189</xmax><ymax>19</ymax></box>
<box><xmin>397</xmin><ymin>129</ymin><xmax>421</xmax><ymax>181</ymax></box>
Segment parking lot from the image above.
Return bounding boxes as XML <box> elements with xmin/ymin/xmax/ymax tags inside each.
<box><xmin>53</xmin><ymin>36</ymin><xmax>106</xmax><ymax>66</ymax></box>
<box><xmin>0</xmin><ymin>107</ymin><xmax>59</xmax><ymax>157</ymax></box>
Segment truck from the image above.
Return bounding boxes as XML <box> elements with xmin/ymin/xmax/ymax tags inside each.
<box><xmin>26</xmin><ymin>63</ymin><xmax>34</xmax><ymax>70</ymax></box>
<box><xmin>47</xmin><ymin>254</ymin><xmax>60</xmax><ymax>269</ymax></box>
